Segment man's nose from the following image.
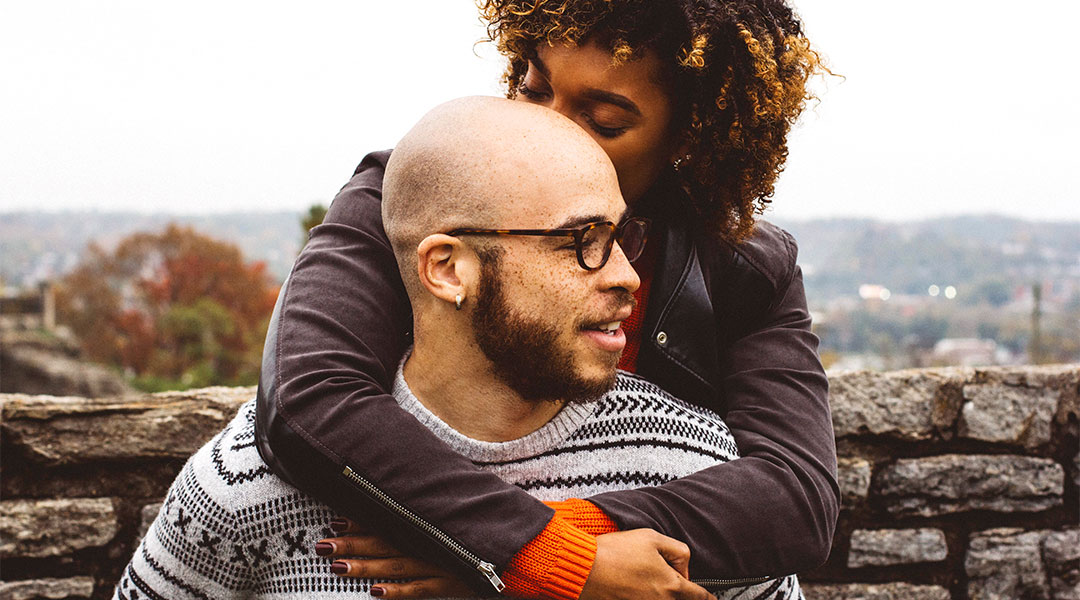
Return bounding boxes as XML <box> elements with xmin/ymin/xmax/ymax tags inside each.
<box><xmin>600</xmin><ymin>240</ymin><xmax>641</xmax><ymax>294</ymax></box>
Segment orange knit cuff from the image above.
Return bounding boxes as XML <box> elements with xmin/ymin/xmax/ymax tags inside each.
<box><xmin>501</xmin><ymin>516</ymin><xmax>597</xmax><ymax>600</ymax></box>
<box><xmin>545</xmin><ymin>499</ymin><xmax>619</xmax><ymax>536</ymax></box>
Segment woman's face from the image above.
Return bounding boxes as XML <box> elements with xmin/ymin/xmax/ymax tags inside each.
<box><xmin>514</xmin><ymin>40</ymin><xmax>682</xmax><ymax>206</ymax></box>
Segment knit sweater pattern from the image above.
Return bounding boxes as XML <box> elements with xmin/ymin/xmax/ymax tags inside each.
<box><xmin>114</xmin><ymin>370</ymin><xmax>801</xmax><ymax>599</ymax></box>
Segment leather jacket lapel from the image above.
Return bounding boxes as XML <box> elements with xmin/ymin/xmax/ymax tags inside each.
<box><xmin>638</xmin><ymin>212</ymin><xmax>721</xmax><ymax>408</ymax></box>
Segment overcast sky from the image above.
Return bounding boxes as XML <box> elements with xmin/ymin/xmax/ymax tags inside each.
<box><xmin>2</xmin><ymin>0</ymin><xmax>1077</xmax><ymax>221</ymax></box>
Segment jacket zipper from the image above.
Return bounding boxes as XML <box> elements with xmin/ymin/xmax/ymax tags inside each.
<box><xmin>691</xmin><ymin>575</ymin><xmax>771</xmax><ymax>588</ymax></box>
<box><xmin>341</xmin><ymin>466</ymin><xmax>505</xmax><ymax>593</ymax></box>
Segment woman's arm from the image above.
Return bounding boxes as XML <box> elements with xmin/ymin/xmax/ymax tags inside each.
<box><xmin>586</xmin><ymin>228</ymin><xmax>840</xmax><ymax>578</ymax></box>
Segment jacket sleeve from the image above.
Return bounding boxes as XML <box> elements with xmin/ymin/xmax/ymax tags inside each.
<box><xmin>255</xmin><ymin>151</ymin><xmax>557</xmax><ymax>593</ymax></box>
<box><xmin>587</xmin><ymin>231</ymin><xmax>839</xmax><ymax>578</ymax></box>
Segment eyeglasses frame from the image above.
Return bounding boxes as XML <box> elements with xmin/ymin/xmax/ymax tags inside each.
<box><xmin>445</xmin><ymin>217</ymin><xmax>650</xmax><ymax>272</ymax></box>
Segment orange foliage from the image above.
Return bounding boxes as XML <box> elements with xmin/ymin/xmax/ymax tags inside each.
<box><xmin>56</xmin><ymin>224</ymin><xmax>280</xmax><ymax>389</ymax></box>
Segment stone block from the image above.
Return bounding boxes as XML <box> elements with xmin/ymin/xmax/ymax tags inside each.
<box><xmin>966</xmin><ymin>528</ymin><xmax>1049</xmax><ymax>599</ymax></box>
<box><xmin>829</xmin><ymin>368</ymin><xmax>968</xmax><ymax>440</ymax></box>
<box><xmin>1053</xmin><ymin>578</ymin><xmax>1080</xmax><ymax>600</ymax></box>
<box><xmin>878</xmin><ymin>454</ymin><xmax>1063</xmax><ymax>517</ymax></box>
<box><xmin>847</xmin><ymin>528</ymin><xmax>948</xmax><ymax>568</ymax></box>
<box><xmin>0</xmin><ymin>577</ymin><xmax>95</xmax><ymax>600</ymax></box>
<box><xmin>1044</xmin><ymin>529</ymin><xmax>1080</xmax><ymax>600</ymax></box>
<box><xmin>0</xmin><ymin>498</ymin><xmax>117</xmax><ymax>558</ymax></box>
<box><xmin>138</xmin><ymin>502</ymin><xmax>163</xmax><ymax>541</ymax></box>
<box><xmin>959</xmin><ymin>383</ymin><xmax>1058</xmax><ymax>447</ymax></box>
<box><xmin>975</xmin><ymin>365</ymin><xmax>1080</xmax><ymax>428</ymax></box>
<box><xmin>801</xmin><ymin>582</ymin><xmax>950</xmax><ymax>600</ymax></box>
<box><xmin>0</xmin><ymin>386</ymin><xmax>253</xmax><ymax>465</ymax></box>
<box><xmin>837</xmin><ymin>457</ymin><xmax>871</xmax><ymax>506</ymax></box>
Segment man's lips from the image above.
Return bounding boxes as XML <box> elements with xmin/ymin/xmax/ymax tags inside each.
<box><xmin>580</xmin><ymin>304</ymin><xmax>634</xmax><ymax>352</ymax></box>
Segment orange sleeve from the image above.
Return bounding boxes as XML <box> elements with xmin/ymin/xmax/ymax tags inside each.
<box><xmin>545</xmin><ymin>499</ymin><xmax>619</xmax><ymax>536</ymax></box>
<box><xmin>500</xmin><ymin>500</ymin><xmax>620</xmax><ymax>600</ymax></box>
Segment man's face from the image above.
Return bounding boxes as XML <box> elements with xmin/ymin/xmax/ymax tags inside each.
<box><xmin>467</xmin><ymin>195</ymin><xmax>640</xmax><ymax>403</ymax></box>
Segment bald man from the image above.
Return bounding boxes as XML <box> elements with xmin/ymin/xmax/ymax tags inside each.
<box><xmin>113</xmin><ymin>98</ymin><xmax>800</xmax><ymax>600</ymax></box>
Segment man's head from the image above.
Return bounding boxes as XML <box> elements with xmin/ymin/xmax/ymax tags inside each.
<box><xmin>383</xmin><ymin>96</ymin><xmax>640</xmax><ymax>402</ymax></box>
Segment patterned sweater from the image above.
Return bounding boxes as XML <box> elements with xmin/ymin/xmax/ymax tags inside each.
<box><xmin>114</xmin><ymin>370</ymin><xmax>801</xmax><ymax>600</ymax></box>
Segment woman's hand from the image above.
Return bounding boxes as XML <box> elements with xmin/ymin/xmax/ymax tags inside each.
<box><xmin>315</xmin><ymin>518</ymin><xmax>475</xmax><ymax>599</ymax></box>
<box><xmin>581</xmin><ymin>530</ymin><xmax>717</xmax><ymax>600</ymax></box>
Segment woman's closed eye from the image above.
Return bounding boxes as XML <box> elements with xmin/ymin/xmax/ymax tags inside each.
<box><xmin>582</xmin><ymin>113</ymin><xmax>629</xmax><ymax>139</ymax></box>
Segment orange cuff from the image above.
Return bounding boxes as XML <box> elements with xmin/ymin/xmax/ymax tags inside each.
<box><xmin>501</xmin><ymin>516</ymin><xmax>596</xmax><ymax>600</ymax></box>
<box><xmin>545</xmin><ymin>499</ymin><xmax>619</xmax><ymax>536</ymax></box>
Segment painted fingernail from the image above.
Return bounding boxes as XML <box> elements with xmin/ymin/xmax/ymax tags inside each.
<box><xmin>329</xmin><ymin>518</ymin><xmax>349</xmax><ymax>532</ymax></box>
<box><xmin>314</xmin><ymin>542</ymin><xmax>335</xmax><ymax>556</ymax></box>
<box><xmin>370</xmin><ymin>586</ymin><xmax>386</xmax><ymax>597</ymax></box>
<box><xmin>330</xmin><ymin>561</ymin><xmax>349</xmax><ymax>575</ymax></box>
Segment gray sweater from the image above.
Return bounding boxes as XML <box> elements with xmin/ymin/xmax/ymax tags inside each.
<box><xmin>114</xmin><ymin>369</ymin><xmax>801</xmax><ymax>599</ymax></box>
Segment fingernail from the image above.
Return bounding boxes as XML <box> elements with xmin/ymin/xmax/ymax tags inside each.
<box><xmin>331</xmin><ymin>561</ymin><xmax>349</xmax><ymax>575</ymax></box>
<box><xmin>314</xmin><ymin>542</ymin><xmax>335</xmax><ymax>556</ymax></box>
<box><xmin>370</xmin><ymin>586</ymin><xmax>385</xmax><ymax>597</ymax></box>
<box><xmin>330</xmin><ymin>518</ymin><xmax>349</xmax><ymax>533</ymax></box>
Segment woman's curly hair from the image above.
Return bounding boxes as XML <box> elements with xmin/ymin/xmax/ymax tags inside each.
<box><xmin>479</xmin><ymin>0</ymin><xmax>825</xmax><ymax>243</ymax></box>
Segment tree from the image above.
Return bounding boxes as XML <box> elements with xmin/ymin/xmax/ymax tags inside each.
<box><xmin>301</xmin><ymin>203</ymin><xmax>328</xmax><ymax>248</ymax></box>
<box><xmin>56</xmin><ymin>224</ymin><xmax>279</xmax><ymax>390</ymax></box>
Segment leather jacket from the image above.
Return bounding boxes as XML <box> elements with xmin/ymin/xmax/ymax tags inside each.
<box><xmin>255</xmin><ymin>150</ymin><xmax>839</xmax><ymax>592</ymax></box>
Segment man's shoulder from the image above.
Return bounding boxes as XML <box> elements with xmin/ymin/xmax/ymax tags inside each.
<box><xmin>163</xmin><ymin>400</ymin><xmax>339</xmax><ymax>561</ymax></box>
<box><xmin>120</xmin><ymin>401</ymin><xmax>363</xmax><ymax>599</ymax></box>
<box><xmin>177</xmin><ymin>400</ymin><xmax>299</xmax><ymax>513</ymax></box>
<box><xmin>192</xmin><ymin>400</ymin><xmax>274</xmax><ymax>483</ymax></box>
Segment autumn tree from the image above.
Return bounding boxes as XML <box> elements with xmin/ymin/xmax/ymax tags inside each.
<box><xmin>56</xmin><ymin>224</ymin><xmax>279</xmax><ymax>390</ymax></box>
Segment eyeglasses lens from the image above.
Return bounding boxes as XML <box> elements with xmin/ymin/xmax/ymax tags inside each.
<box><xmin>580</xmin><ymin>224</ymin><xmax>609</xmax><ymax>269</ymax></box>
<box><xmin>618</xmin><ymin>221</ymin><xmax>646</xmax><ymax>263</ymax></box>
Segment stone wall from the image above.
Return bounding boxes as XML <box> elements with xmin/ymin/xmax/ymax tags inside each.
<box><xmin>806</xmin><ymin>365</ymin><xmax>1078</xmax><ymax>600</ymax></box>
<box><xmin>1</xmin><ymin>366</ymin><xmax>1077</xmax><ymax>600</ymax></box>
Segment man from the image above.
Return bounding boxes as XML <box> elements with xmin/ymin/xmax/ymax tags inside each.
<box><xmin>114</xmin><ymin>97</ymin><xmax>801</xmax><ymax>600</ymax></box>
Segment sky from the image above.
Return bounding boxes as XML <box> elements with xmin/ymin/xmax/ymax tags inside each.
<box><xmin>1</xmin><ymin>0</ymin><xmax>1077</xmax><ymax>222</ymax></box>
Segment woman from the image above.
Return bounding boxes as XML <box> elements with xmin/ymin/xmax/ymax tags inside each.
<box><xmin>255</xmin><ymin>0</ymin><xmax>838</xmax><ymax>598</ymax></box>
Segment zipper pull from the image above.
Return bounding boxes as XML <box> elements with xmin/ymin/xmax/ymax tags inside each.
<box><xmin>477</xmin><ymin>561</ymin><xmax>505</xmax><ymax>593</ymax></box>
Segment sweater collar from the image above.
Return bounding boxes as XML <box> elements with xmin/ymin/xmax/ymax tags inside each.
<box><xmin>391</xmin><ymin>352</ymin><xmax>599</xmax><ymax>463</ymax></box>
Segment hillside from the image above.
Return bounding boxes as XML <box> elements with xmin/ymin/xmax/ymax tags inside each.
<box><xmin>4</xmin><ymin>211</ymin><xmax>1078</xmax><ymax>310</ymax></box>
<box><xmin>1</xmin><ymin>211</ymin><xmax>303</xmax><ymax>287</ymax></box>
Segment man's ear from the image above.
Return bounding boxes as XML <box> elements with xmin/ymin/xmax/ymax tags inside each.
<box><xmin>416</xmin><ymin>234</ymin><xmax>476</xmax><ymax>306</ymax></box>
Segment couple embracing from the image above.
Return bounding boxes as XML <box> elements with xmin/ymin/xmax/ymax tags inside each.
<box><xmin>116</xmin><ymin>1</ymin><xmax>838</xmax><ymax>599</ymax></box>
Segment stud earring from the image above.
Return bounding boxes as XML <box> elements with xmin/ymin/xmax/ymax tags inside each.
<box><xmin>455</xmin><ymin>294</ymin><xmax>464</xmax><ymax>311</ymax></box>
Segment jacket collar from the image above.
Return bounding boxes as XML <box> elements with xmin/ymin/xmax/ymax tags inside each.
<box><xmin>636</xmin><ymin>199</ymin><xmax>722</xmax><ymax>407</ymax></box>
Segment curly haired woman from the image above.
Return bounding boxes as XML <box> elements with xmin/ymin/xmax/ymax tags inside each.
<box><xmin>255</xmin><ymin>1</ymin><xmax>839</xmax><ymax>598</ymax></box>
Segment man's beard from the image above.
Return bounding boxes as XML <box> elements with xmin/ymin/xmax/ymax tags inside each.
<box><xmin>470</xmin><ymin>252</ymin><xmax>629</xmax><ymax>403</ymax></box>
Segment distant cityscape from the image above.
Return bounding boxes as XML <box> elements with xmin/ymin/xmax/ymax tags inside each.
<box><xmin>3</xmin><ymin>211</ymin><xmax>1078</xmax><ymax>371</ymax></box>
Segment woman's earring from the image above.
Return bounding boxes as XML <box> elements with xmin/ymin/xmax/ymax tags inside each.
<box><xmin>455</xmin><ymin>294</ymin><xmax>464</xmax><ymax>311</ymax></box>
<box><xmin>673</xmin><ymin>155</ymin><xmax>691</xmax><ymax>172</ymax></box>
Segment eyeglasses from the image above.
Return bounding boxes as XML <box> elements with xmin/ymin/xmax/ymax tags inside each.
<box><xmin>446</xmin><ymin>217</ymin><xmax>650</xmax><ymax>271</ymax></box>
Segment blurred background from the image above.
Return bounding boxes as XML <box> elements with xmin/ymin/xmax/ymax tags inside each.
<box><xmin>2</xmin><ymin>0</ymin><xmax>1078</xmax><ymax>395</ymax></box>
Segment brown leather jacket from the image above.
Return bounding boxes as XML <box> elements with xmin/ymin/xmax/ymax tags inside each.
<box><xmin>255</xmin><ymin>150</ymin><xmax>839</xmax><ymax>592</ymax></box>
